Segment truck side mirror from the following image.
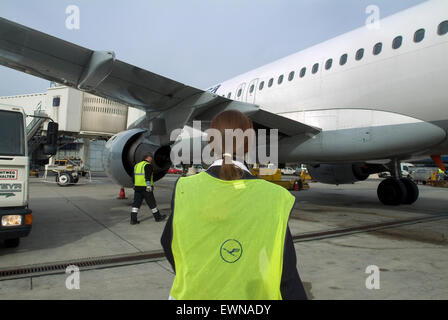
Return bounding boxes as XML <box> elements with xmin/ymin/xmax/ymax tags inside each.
<box><xmin>44</xmin><ymin>122</ymin><xmax>59</xmax><ymax>156</ymax></box>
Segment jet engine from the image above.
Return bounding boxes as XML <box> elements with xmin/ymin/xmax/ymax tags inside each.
<box><xmin>307</xmin><ymin>164</ymin><xmax>370</xmax><ymax>185</ymax></box>
<box><xmin>103</xmin><ymin>129</ymin><xmax>172</xmax><ymax>187</ymax></box>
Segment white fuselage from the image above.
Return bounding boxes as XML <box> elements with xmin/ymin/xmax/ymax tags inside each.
<box><xmin>210</xmin><ymin>0</ymin><xmax>448</xmax><ymax>162</ymax></box>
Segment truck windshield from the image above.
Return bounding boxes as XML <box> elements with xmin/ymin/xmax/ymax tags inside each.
<box><xmin>0</xmin><ymin>110</ymin><xmax>25</xmax><ymax>156</ymax></box>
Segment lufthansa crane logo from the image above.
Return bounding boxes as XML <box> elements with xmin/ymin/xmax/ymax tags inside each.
<box><xmin>220</xmin><ymin>239</ymin><xmax>243</xmax><ymax>263</ymax></box>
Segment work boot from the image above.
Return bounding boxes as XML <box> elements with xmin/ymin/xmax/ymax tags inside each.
<box><xmin>130</xmin><ymin>212</ymin><xmax>140</xmax><ymax>225</ymax></box>
<box><xmin>154</xmin><ymin>211</ymin><xmax>167</xmax><ymax>222</ymax></box>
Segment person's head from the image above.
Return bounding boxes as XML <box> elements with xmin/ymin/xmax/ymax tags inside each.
<box><xmin>143</xmin><ymin>154</ymin><xmax>153</xmax><ymax>162</ymax></box>
<box><xmin>209</xmin><ymin>110</ymin><xmax>254</xmax><ymax>181</ymax></box>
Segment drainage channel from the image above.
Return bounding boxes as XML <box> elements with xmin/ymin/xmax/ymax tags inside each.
<box><xmin>1</xmin><ymin>214</ymin><xmax>446</xmax><ymax>281</ymax></box>
<box><xmin>0</xmin><ymin>250</ymin><xmax>165</xmax><ymax>281</ymax></box>
<box><xmin>292</xmin><ymin>213</ymin><xmax>448</xmax><ymax>242</ymax></box>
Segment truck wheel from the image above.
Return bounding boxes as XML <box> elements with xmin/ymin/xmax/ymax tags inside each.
<box><xmin>57</xmin><ymin>172</ymin><xmax>71</xmax><ymax>186</ymax></box>
<box><xmin>4</xmin><ymin>238</ymin><xmax>20</xmax><ymax>248</ymax></box>
<box><xmin>72</xmin><ymin>176</ymin><xmax>79</xmax><ymax>183</ymax></box>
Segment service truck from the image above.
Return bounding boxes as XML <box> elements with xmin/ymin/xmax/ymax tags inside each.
<box><xmin>0</xmin><ymin>105</ymin><xmax>32</xmax><ymax>247</ymax></box>
<box><xmin>0</xmin><ymin>105</ymin><xmax>58</xmax><ymax>248</ymax></box>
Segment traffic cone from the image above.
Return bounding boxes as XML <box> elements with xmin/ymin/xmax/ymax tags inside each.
<box><xmin>294</xmin><ymin>180</ymin><xmax>300</xmax><ymax>191</ymax></box>
<box><xmin>117</xmin><ymin>187</ymin><xmax>128</xmax><ymax>199</ymax></box>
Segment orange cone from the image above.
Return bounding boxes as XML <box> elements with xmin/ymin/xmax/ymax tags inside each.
<box><xmin>294</xmin><ymin>180</ymin><xmax>299</xmax><ymax>191</ymax></box>
<box><xmin>117</xmin><ymin>187</ymin><xmax>128</xmax><ymax>199</ymax></box>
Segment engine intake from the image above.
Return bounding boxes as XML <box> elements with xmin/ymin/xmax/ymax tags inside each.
<box><xmin>103</xmin><ymin>129</ymin><xmax>172</xmax><ymax>187</ymax></box>
<box><xmin>307</xmin><ymin>164</ymin><xmax>370</xmax><ymax>185</ymax></box>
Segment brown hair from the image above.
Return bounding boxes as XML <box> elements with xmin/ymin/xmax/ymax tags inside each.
<box><xmin>209</xmin><ymin>110</ymin><xmax>253</xmax><ymax>181</ymax></box>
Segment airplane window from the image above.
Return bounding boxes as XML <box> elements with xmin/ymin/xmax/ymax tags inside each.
<box><xmin>268</xmin><ymin>78</ymin><xmax>274</xmax><ymax>87</ymax></box>
<box><xmin>339</xmin><ymin>54</ymin><xmax>348</xmax><ymax>65</ymax></box>
<box><xmin>373</xmin><ymin>42</ymin><xmax>382</xmax><ymax>55</ymax></box>
<box><xmin>392</xmin><ymin>36</ymin><xmax>402</xmax><ymax>49</ymax></box>
<box><xmin>355</xmin><ymin>48</ymin><xmax>364</xmax><ymax>61</ymax></box>
<box><xmin>278</xmin><ymin>75</ymin><xmax>284</xmax><ymax>85</ymax></box>
<box><xmin>414</xmin><ymin>28</ymin><xmax>425</xmax><ymax>43</ymax></box>
<box><xmin>249</xmin><ymin>84</ymin><xmax>255</xmax><ymax>93</ymax></box>
<box><xmin>312</xmin><ymin>63</ymin><xmax>319</xmax><ymax>74</ymax></box>
<box><xmin>300</xmin><ymin>67</ymin><xmax>306</xmax><ymax>78</ymax></box>
<box><xmin>237</xmin><ymin>88</ymin><xmax>242</xmax><ymax>97</ymax></box>
<box><xmin>259</xmin><ymin>81</ymin><xmax>264</xmax><ymax>91</ymax></box>
<box><xmin>227</xmin><ymin>92</ymin><xmax>231</xmax><ymax>98</ymax></box>
<box><xmin>325</xmin><ymin>58</ymin><xmax>333</xmax><ymax>70</ymax></box>
<box><xmin>438</xmin><ymin>21</ymin><xmax>448</xmax><ymax>35</ymax></box>
<box><xmin>288</xmin><ymin>71</ymin><xmax>295</xmax><ymax>81</ymax></box>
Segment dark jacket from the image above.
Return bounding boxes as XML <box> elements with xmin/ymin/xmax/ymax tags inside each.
<box><xmin>133</xmin><ymin>161</ymin><xmax>154</xmax><ymax>192</ymax></box>
<box><xmin>160</xmin><ymin>165</ymin><xmax>308</xmax><ymax>300</ymax></box>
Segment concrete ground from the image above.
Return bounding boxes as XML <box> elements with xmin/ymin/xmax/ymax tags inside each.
<box><xmin>0</xmin><ymin>175</ymin><xmax>447</xmax><ymax>299</ymax></box>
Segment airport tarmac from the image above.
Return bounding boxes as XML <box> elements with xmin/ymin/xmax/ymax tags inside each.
<box><xmin>0</xmin><ymin>174</ymin><xmax>447</xmax><ymax>299</ymax></box>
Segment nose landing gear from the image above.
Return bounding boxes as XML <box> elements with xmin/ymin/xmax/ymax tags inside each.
<box><xmin>377</xmin><ymin>159</ymin><xmax>419</xmax><ymax>206</ymax></box>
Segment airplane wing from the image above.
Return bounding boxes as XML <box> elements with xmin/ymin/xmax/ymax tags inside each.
<box><xmin>0</xmin><ymin>17</ymin><xmax>320</xmax><ymax>138</ymax></box>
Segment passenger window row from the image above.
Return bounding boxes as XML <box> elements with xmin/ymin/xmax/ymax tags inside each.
<box><xmin>228</xmin><ymin>20</ymin><xmax>447</xmax><ymax>98</ymax></box>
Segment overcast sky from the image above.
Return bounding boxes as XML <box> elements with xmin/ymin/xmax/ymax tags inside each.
<box><xmin>0</xmin><ymin>0</ymin><xmax>427</xmax><ymax>96</ymax></box>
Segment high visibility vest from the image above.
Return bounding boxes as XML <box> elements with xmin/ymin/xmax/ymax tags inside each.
<box><xmin>170</xmin><ymin>171</ymin><xmax>295</xmax><ymax>300</ymax></box>
<box><xmin>134</xmin><ymin>161</ymin><xmax>153</xmax><ymax>187</ymax></box>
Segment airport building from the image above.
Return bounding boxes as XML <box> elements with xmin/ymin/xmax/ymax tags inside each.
<box><xmin>0</xmin><ymin>83</ymin><xmax>145</xmax><ymax>171</ymax></box>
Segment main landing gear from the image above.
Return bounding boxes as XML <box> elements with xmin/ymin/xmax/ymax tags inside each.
<box><xmin>377</xmin><ymin>159</ymin><xmax>419</xmax><ymax>206</ymax></box>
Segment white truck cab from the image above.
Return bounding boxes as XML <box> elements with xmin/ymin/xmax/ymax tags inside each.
<box><xmin>0</xmin><ymin>105</ymin><xmax>32</xmax><ymax>248</ymax></box>
<box><xmin>401</xmin><ymin>163</ymin><xmax>416</xmax><ymax>177</ymax></box>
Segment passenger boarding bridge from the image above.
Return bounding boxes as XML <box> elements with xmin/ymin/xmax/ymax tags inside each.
<box><xmin>0</xmin><ymin>84</ymin><xmax>145</xmax><ymax>170</ymax></box>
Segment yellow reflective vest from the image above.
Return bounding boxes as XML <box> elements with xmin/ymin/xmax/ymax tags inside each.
<box><xmin>170</xmin><ymin>171</ymin><xmax>295</xmax><ymax>300</ymax></box>
<box><xmin>134</xmin><ymin>161</ymin><xmax>153</xmax><ymax>187</ymax></box>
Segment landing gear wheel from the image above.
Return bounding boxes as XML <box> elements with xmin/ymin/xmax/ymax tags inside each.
<box><xmin>400</xmin><ymin>178</ymin><xmax>419</xmax><ymax>205</ymax></box>
<box><xmin>4</xmin><ymin>238</ymin><xmax>20</xmax><ymax>248</ymax></box>
<box><xmin>377</xmin><ymin>178</ymin><xmax>406</xmax><ymax>206</ymax></box>
<box><xmin>56</xmin><ymin>172</ymin><xmax>71</xmax><ymax>186</ymax></box>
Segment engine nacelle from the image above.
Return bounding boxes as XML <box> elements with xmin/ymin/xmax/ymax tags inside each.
<box><xmin>103</xmin><ymin>129</ymin><xmax>172</xmax><ymax>187</ymax></box>
<box><xmin>307</xmin><ymin>164</ymin><xmax>370</xmax><ymax>185</ymax></box>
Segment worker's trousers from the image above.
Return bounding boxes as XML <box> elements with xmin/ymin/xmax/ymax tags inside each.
<box><xmin>132</xmin><ymin>189</ymin><xmax>159</xmax><ymax>214</ymax></box>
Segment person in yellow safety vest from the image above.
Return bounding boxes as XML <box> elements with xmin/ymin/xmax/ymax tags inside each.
<box><xmin>131</xmin><ymin>154</ymin><xmax>166</xmax><ymax>225</ymax></box>
<box><xmin>160</xmin><ymin>110</ymin><xmax>307</xmax><ymax>300</ymax></box>
<box><xmin>437</xmin><ymin>168</ymin><xmax>447</xmax><ymax>181</ymax></box>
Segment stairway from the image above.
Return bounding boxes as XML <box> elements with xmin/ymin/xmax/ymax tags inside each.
<box><xmin>26</xmin><ymin>102</ymin><xmax>48</xmax><ymax>155</ymax></box>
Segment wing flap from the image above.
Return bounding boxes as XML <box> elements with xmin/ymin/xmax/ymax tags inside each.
<box><xmin>190</xmin><ymin>99</ymin><xmax>320</xmax><ymax>137</ymax></box>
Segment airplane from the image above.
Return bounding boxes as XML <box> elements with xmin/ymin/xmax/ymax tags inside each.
<box><xmin>0</xmin><ymin>0</ymin><xmax>447</xmax><ymax>206</ymax></box>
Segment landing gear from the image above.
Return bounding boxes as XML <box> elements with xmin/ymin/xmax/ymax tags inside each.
<box><xmin>377</xmin><ymin>178</ymin><xmax>406</xmax><ymax>206</ymax></box>
<box><xmin>400</xmin><ymin>178</ymin><xmax>419</xmax><ymax>205</ymax></box>
<box><xmin>377</xmin><ymin>159</ymin><xmax>419</xmax><ymax>206</ymax></box>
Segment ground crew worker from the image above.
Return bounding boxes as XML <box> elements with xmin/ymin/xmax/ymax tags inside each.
<box><xmin>437</xmin><ymin>168</ymin><xmax>447</xmax><ymax>181</ymax></box>
<box><xmin>161</xmin><ymin>110</ymin><xmax>307</xmax><ymax>300</ymax></box>
<box><xmin>131</xmin><ymin>154</ymin><xmax>166</xmax><ymax>225</ymax></box>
